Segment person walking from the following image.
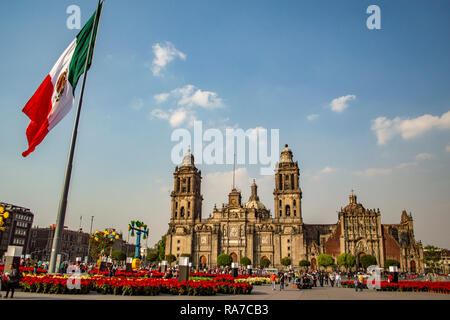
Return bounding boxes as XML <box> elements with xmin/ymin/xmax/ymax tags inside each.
<box><xmin>270</xmin><ymin>273</ymin><xmax>276</xmax><ymax>290</ymax></box>
<box><xmin>279</xmin><ymin>273</ymin><xmax>285</xmax><ymax>291</ymax></box>
<box><xmin>4</xmin><ymin>264</ymin><xmax>20</xmax><ymax>299</ymax></box>
<box><xmin>330</xmin><ymin>272</ymin><xmax>335</xmax><ymax>287</ymax></box>
<box><xmin>336</xmin><ymin>272</ymin><xmax>341</xmax><ymax>288</ymax></box>
<box><xmin>319</xmin><ymin>272</ymin><xmax>324</xmax><ymax>287</ymax></box>
<box><xmin>354</xmin><ymin>275</ymin><xmax>359</xmax><ymax>292</ymax></box>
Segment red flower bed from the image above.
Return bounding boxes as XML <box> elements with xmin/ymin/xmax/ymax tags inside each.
<box><xmin>0</xmin><ymin>264</ymin><xmax>47</xmax><ymax>274</ymax></box>
<box><xmin>19</xmin><ymin>274</ymin><xmax>253</xmax><ymax>296</ymax></box>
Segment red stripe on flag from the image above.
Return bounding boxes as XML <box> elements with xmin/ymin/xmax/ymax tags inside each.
<box><xmin>22</xmin><ymin>75</ymin><xmax>54</xmax><ymax>157</ymax></box>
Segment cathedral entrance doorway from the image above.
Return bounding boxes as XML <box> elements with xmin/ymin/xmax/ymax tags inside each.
<box><xmin>200</xmin><ymin>255</ymin><xmax>207</xmax><ymax>267</ymax></box>
<box><xmin>230</xmin><ymin>252</ymin><xmax>238</xmax><ymax>263</ymax></box>
<box><xmin>311</xmin><ymin>258</ymin><xmax>317</xmax><ymax>270</ymax></box>
<box><xmin>410</xmin><ymin>260</ymin><xmax>416</xmax><ymax>273</ymax></box>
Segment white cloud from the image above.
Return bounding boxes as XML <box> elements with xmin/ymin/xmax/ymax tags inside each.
<box><xmin>354</xmin><ymin>168</ymin><xmax>393</xmax><ymax>177</ymax></box>
<box><xmin>371</xmin><ymin>110</ymin><xmax>450</xmax><ymax>145</ymax></box>
<box><xmin>154</xmin><ymin>93</ymin><xmax>169</xmax><ymax>104</ymax></box>
<box><xmin>396</xmin><ymin>162</ymin><xmax>417</xmax><ymax>169</ymax></box>
<box><xmin>151</xmin><ymin>41</ymin><xmax>186</xmax><ymax>76</ymax></box>
<box><xmin>415</xmin><ymin>153</ymin><xmax>435</xmax><ymax>161</ymax></box>
<box><xmin>149</xmin><ymin>108</ymin><xmax>196</xmax><ymax>128</ymax></box>
<box><xmin>169</xmin><ymin>109</ymin><xmax>188</xmax><ymax>127</ymax></box>
<box><xmin>330</xmin><ymin>94</ymin><xmax>356</xmax><ymax>113</ymax></box>
<box><xmin>155</xmin><ymin>85</ymin><xmax>223</xmax><ymax>109</ymax></box>
<box><xmin>150</xmin><ymin>108</ymin><xmax>169</xmax><ymax>121</ymax></box>
<box><xmin>320</xmin><ymin>166</ymin><xmax>337</xmax><ymax>174</ymax></box>
<box><xmin>307</xmin><ymin>114</ymin><xmax>319</xmax><ymax>121</ymax></box>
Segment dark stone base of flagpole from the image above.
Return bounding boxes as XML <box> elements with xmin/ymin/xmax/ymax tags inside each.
<box><xmin>247</xmin><ymin>268</ymin><xmax>252</xmax><ymax>275</ymax></box>
<box><xmin>179</xmin><ymin>266</ymin><xmax>190</xmax><ymax>281</ymax></box>
<box><xmin>232</xmin><ymin>268</ymin><xmax>238</xmax><ymax>278</ymax></box>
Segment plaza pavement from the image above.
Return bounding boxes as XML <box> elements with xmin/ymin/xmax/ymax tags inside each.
<box><xmin>6</xmin><ymin>284</ymin><xmax>450</xmax><ymax>300</ymax></box>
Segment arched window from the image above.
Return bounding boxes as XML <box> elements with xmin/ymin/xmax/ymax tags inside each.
<box><xmin>279</xmin><ymin>199</ymin><xmax>282</xmax><ymax>207</ymax></box>
<box><xmin>293</xmin><ymin>199</ymin><xmax>296</xmax><ymax>207</ymax></box>
<box><xmin>279</xmin><ymin>210</ymin><xmax>282</xmax><ymax>217</ymax></box>
<box><xmin>285</xmin><ymin>205</ymin><xmax>291</xmax><ymax>216</ymax></box>
<box><xmin>180</xmin><ymin>207</ymin><xmax>185</xmax><ymax>218</ymax></box>
<box><xmin>174</xmin><ymin>211</ymin><xmax>177</xmax><ymax>218</ymax></box>
<box><xmin>291</xmin><ymin>174</ymin><xmax>294</xmax><ymax>188</ymax></box>
<box><xmin>294</xmin><ymin>210</ymin><xmax>296</xmax><ymax>216</ymax></box>
<box><xmin>278</xmin><ymin>174</ymin><xmax>282</xmax><ymax>190</ymax></box>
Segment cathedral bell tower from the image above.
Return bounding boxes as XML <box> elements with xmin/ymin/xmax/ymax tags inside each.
<box><xmin>170</xmin><ymin>148</ymin><xmax>203</xmax><ymax>223</ymax></box>
<box><xmin>273</xmin><ymin>144</ymin><xmax>302</xmax><ymax>223</ymax></box>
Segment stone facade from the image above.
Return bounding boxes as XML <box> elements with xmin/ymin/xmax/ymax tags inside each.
<box><xmin>165</xmin><ymin>145</ymin><xmax>424</xmax><ymax>272</ymax></box>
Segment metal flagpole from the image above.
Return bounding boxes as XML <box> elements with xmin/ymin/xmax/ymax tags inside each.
<box><xmin>49</xmin><ymin>0</ymin><xmax>103</xmax><ymax>274</ymax></box>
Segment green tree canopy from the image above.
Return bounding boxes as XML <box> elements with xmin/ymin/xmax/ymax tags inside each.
<box><xmin>146</xmin><ymin>252</ymin><xmax>159</xmax><ymax>262</ymax></box>
<box><xmin>384</xmin><ymin>259</ymin><xmax>400</xmax><ymax>268</ymax></box>
<box><xmin>217</xmin><ymin>254</ymin><xmax>232</xmax><ymax>266</ymax></box>
<box><xmin>280</xmin><ymin>257</ymin><xmax>292</xmax><ymax>267</ymax></box>
<box><xmin>299</xmin><ymin>260</ymin><xmax>311</xmax><ymax>269</ymax></box>
<box><xmin>337</xmin><ymin>253</ymin><xmax>356</xmax><ymax>270</ymax></box>
<box><xmin>165</xmin><ymin>254</ymin><xmax>176</xmax><ymax>265</ymax></box>
<box><xmin>240</xmin><ymin>256</ymin><xmax>251</xmax><ymax>266</ymax></box>
<box><xmin>359</xmin><ymin>254</ymin><xmax>377</xmax><ymax>269</ymax></box>
<box><xmin>156</xmin><ymin>236</ymin><xmax>166</xmax><ymax>261</ymax></box>
<box><xmin>260</xmin><ymin>257</ymin><xmax>271</xmax><ymax>268</ymax></box>
<box><xmin>317</xmin><ymin>254</ymin><xmax>335</xmax><ymax>268</ymax></box>
<box><xmin>111</xmin><ymin>250</ymin><xmax>126</xmax><ymax>261</ymax></box>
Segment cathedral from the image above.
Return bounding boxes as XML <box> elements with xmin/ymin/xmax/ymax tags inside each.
<box><xmin>165</xmin><ymin>145</ymin><xmax>424</xmax><ymax>272</ymax></box>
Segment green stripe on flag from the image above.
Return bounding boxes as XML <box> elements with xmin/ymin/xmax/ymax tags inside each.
<box><xmin>68</xmin><ymin>2</ymin><xmax>103</xmax><ymax>94</ymax></box>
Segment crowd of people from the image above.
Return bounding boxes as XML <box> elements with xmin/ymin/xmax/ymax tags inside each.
<box><xmin>268</xmin><ymin>270</ymin><xmax>344</xmax><ymax>291</ymax></box>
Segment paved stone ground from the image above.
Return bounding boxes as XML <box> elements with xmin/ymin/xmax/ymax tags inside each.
<box><xmin>4</xmin><ymin>284</ymin><xmax>450</xmax><ymax>300</ymax></box>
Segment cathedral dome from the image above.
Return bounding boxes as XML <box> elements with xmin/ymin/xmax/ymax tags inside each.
<box><xmin>182</xmin><ymin>147</ymin><xmax>194</xmax><ymax>167</ymax></box>
<box><xmin>280</xmin><ymin>144</ymin><xmax>293</xmax><ymax>163</ymax></box>
<box><xmin>244</xmin><ymin>180</ymin><xmax>267</xmax><ymax>210</ymax></box>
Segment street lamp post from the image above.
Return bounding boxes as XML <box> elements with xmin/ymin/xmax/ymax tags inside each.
<box><xmin>128</xmin><ymin>220</ymin><xmax>149</xmax><ymax>269</ymax></box>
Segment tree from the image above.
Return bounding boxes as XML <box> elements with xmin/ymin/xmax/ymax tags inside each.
<box><xmin>260</xmin><ymin>257</ymin><xmax>271</xmax><ymax>269</ymax></box>
<box><xmin>240</xmin><ymin>256</ymin><xmax>251</xmax><ymax>266</ymax></box>
<box><xmin>280</xmin><ymin>257</ymin><xmax>292</xmax><ymax>267</ymax></box>
<box><xmin>337</xmin><ymin>253</ymin><xmax>356</xmax><ymax>271</ymax></box>
<box><xmin>146</xmin><ymin>252</ymin><xmax>158</xmax><ymax>263</ymax></box>
<box><xmin>299</xmin><ymin>260</ymin><xmax>311</xmax><ymax>271</ymax></box>
<box><xmin>423</xmin><ymin>245</ymin><xmax>441</xmax><ymax>272</ymax></box>
<box><xmin>165</xmin><ymin>254</ymin><xmax>176</xmax><ymax>265</ymax></box>
<box><xmin>156</xmin><ymin>236</ymin><xmax>166</xmax><ymax>261</ymax></box>
<box><xmin>89</xmin><ymin>232</ymin><xmax>115</xmax><ymax>260</ymax></box>
<box><xmin>384</xmin><ymin>259</ymin><xmax>400</xmax><ymax>269</ymax></box>
<box><xmin>317</xmin><ymin>254</ymin><xmax>334</xmax><ymax>269</ymax></box>
<box><xmin>359</xmin><ymin>254</ymin><xmax>377</xmax><ymax>269</ymax></box>
<box><xmin>217</xmin><ymin>254</ymin><xmax>232</xmax><ymax>267</ymax></box>
<box><xmin>111</xmin><ymin>250</ymin><xmax>126</xmax><ymax>261</ymax></box>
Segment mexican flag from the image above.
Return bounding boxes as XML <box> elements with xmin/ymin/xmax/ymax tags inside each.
<box><xmin>22</xmin><ymin>3</ymin><xmax>103</xmax><ymax>157</ymax></box>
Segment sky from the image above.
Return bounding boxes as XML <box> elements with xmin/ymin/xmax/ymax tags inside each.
<box><xmin>0</xmin><ymin>0</ymin><xmax>449</xmax><ymax>249</ymax></box>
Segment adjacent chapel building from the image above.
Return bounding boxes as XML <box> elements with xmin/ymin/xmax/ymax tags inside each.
<box><xmin>165</xmin><ymin>145</ymin><xmax>424</xmax><ymax>272</ymax></box>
